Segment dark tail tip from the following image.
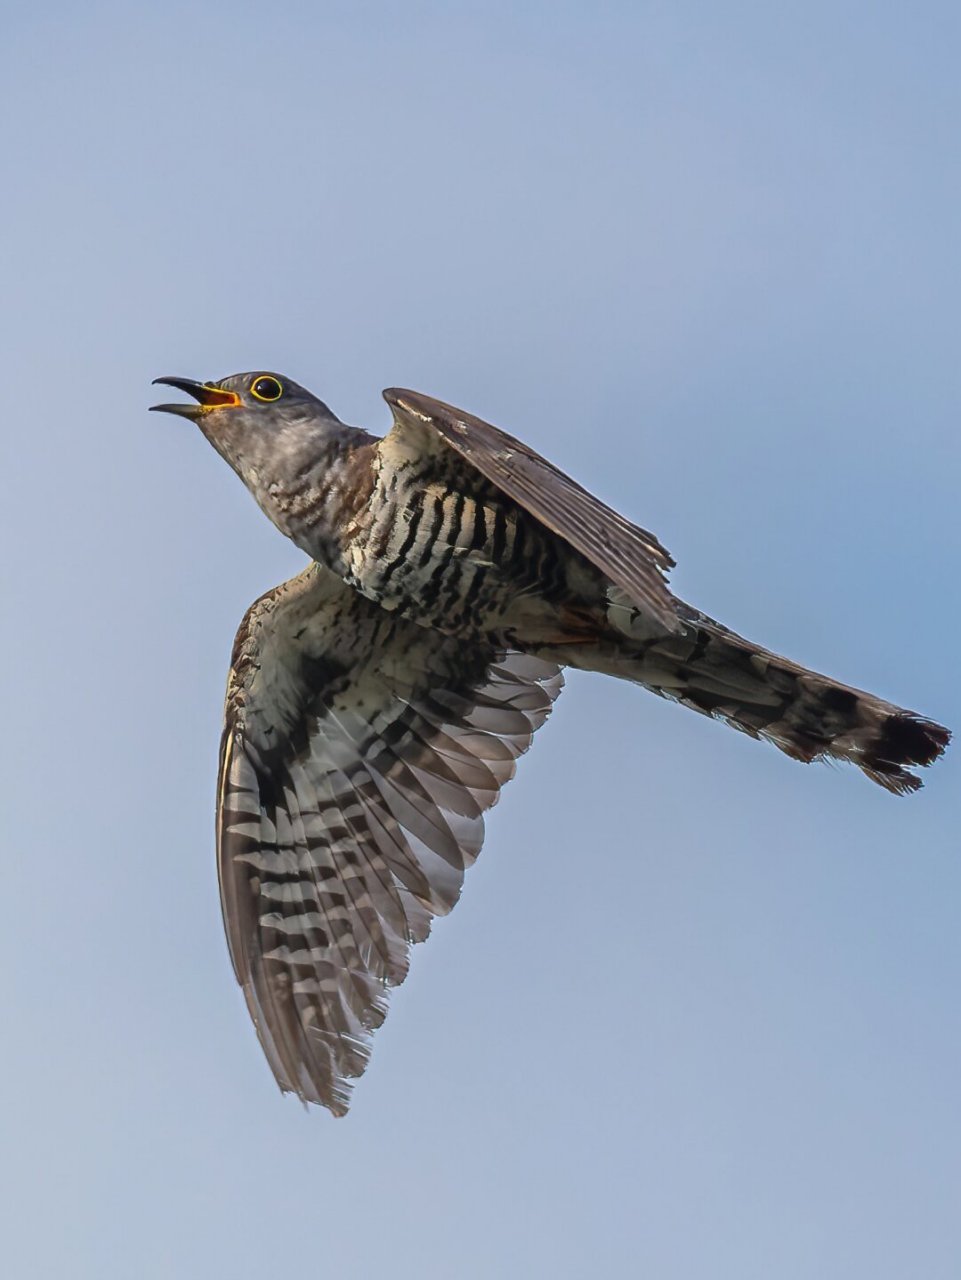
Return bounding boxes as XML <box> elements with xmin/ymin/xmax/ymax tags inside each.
<box><xmin>862</xmin><ymin>714</ymin><xmax>951</xmax><ymax>793</ymax></box>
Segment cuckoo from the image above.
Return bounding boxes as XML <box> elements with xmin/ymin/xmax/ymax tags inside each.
<box><xmin>151</xmin><ymin>371</ymin><xmax>950</xmax><ymax>1115</ymax></box>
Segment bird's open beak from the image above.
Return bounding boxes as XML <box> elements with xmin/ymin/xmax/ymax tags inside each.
<box><xmin>150</xmin><ymin>377</ymin><xmax>242</xmax><ymax>418</ymax></box>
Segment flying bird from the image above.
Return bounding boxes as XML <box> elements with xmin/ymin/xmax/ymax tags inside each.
<box><xmin>152</xmin><ymin>371</ymin><xmax>950</xmax><ymax>1115</ymax></box>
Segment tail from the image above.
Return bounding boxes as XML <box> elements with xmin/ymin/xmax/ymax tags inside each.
<box><xmin>559</xmin><ymin>604</ymin><xmax>950</xmax><ymax>794</ymax></box>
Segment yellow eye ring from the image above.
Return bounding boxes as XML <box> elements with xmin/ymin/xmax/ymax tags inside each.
<box><xmin>250</xmin><ymin>375</ymin><xmax>284</xmax><ymax>403</ymax></box>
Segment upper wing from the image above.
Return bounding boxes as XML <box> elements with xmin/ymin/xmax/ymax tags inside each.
<box><xmin>382</xmin><ymin>387</ymin><xmax>681</xmax><ymax>634</ymax></box>
<box><xmin>217</xmin><ymin>563</ymin><xmax>563</xmax><ymax>1115</ymax></box>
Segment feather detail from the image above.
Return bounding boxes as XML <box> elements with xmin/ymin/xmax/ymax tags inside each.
<box><xmin>218</xmin><ymin>564</ymin><xmax>563</xmax><ymax>1114</ymax></box>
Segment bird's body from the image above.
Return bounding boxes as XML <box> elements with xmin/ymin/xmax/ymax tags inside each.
<box><xmin>249</xmin><ymin>413</ymin><xmax>614</xmax><ymax>642</ymax></box>
<box><xmin>152</xmin><ymin>371</ymin><xmax>950</xmax><ymax>1115</ymax></box>
<box><xmin>343</xmin><ymin>439</ymin><xmax>579</xmax><ymax>638</ymax></box>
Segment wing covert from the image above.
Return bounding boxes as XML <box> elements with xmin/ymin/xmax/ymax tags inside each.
<box><xmin>382</xmin><ymin>387</ymin><xmax>680</xmax><ymax>633</ymax></box>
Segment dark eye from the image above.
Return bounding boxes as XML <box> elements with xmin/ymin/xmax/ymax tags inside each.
<box><xmin>250</xmin><ymin>375</ymin><xmax>283</xmax><ymax>402</ymax></box>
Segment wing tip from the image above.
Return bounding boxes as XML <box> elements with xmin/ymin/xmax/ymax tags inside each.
<box><xmin>383</xmin><ymin>386</ymin><xmax>423</xmax><ymax>414</ymax></box>
<box><xmin>384</xmin><ymin>387</ymin><xmax>464</xmax><ymax>430</ymax></box>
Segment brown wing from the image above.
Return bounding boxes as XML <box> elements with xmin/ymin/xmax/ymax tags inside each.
<box><xmin>383</xmin><ymin>387</ymin><xmax>681</xmax><ymax>633</ymax></box>
<box><xmin>217</xmin><ymin>563</ymin><xmax>563</xmax><ymax>1115</ymax></box>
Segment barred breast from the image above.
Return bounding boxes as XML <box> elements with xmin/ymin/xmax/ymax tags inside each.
<box><xmin>341</xmin><ymin>449</ymin><xmax>592</xmax><ymax>637</ymax></box>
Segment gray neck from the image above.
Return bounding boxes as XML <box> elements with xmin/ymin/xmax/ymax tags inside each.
<box><xmin>203</xmin><ymin>411</ymin><xmax>377</xmax><ymax>572</ymax></box>
<box><xmin>273</xmin><ymin>430</ymin><xmax>378</xmax><ymax>571</ymax></box>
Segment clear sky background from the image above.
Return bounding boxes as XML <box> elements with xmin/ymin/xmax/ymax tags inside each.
<box><xmin>3</xmin><ymin>3</ymin><xmax>959</xmax><ymax>1277</ymax></box>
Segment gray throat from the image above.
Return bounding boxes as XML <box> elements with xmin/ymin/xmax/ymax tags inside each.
<box><xmin>250</xmin><ymin>426</ymin><xmax>378</xmax><ymax>574</ymax></box>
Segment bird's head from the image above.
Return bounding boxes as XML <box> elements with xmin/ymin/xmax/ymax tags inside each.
<box><xmin>151</xmin><ymin>371</ymin><xmax>350</xmax><ymax>527</ymax></box>
<box><xmin>151</xmin><ymin>371</ymin><xmax>339</xmax><ymax>444</ymax></box>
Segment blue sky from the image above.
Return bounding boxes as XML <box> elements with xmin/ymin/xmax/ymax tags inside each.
<box><xmin>4</xmin><ymin>3</ymin><xmax>959</xmax><ymax>1277</ymax></box>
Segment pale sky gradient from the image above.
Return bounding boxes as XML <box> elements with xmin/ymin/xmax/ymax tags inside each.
<box><xmin>4</xmin><ymin>3</ymin><xmax>960</xmax><ymax>1278</ymax></box>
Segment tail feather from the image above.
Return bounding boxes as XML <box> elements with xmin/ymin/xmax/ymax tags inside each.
<box><xmin>558</xmin><ymin>605</ymin><xmax>950</xmax><ymax>793</ymax></box>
